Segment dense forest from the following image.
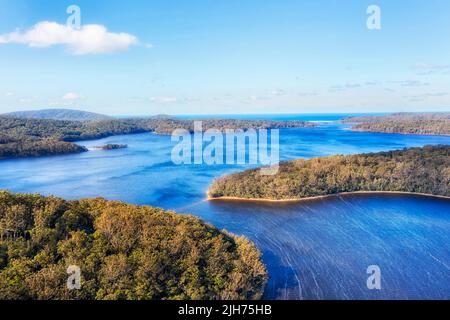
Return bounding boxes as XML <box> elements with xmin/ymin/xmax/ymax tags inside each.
<box><xmin>0</xmin><ymin>116</ymin><xmax>314</xmax><ymax>159</ymax></box>
<box><xmin>208</xmin><ymin>145</ymin><xmax>450</xmax><ymax>200</ymax></box>
<box><xmin>0</xmin><ymin>191</ymin><xmax>267</xmax><ymax>300</ymax></box>
<box><xmin>0</xmin><ymin>138</ymin><xmax>87</xmax><ymax>159</ymax></box>
<box><xmin>342</xmin><ymin>113</ymin><xmax>450</xmax><ymax>136</ymax></box>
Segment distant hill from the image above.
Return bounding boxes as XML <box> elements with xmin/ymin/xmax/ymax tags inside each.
<box><xmin>3</xmin><ymin>109</ymin><xmax>113</xmax><ymax>121</ymax></box>
<box><xmin>342</xmin><ymin>112</ymin><xmax>450</xmax><ymax>123</ymax></box>
<box><xmin>341</xmin><ymin>112</ymin><xmax>450</xmax><ymax>136</ymax></box>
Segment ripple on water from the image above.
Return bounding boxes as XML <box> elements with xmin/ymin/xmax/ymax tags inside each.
<box><xmin>192</xmin><ymin>194</ymin><xmax>450</xmax><ymax>300</ymax></box>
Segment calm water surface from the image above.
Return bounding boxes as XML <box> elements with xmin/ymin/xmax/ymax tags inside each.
<box><xmin>0</xmin><ymin>123</ymin><xmax>449</xmax><ymax>299</ymax></box>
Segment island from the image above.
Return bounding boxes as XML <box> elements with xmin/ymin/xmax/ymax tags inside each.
<box><xmin>208</xmin><ymin>145</ymin><xmax>450</xmax><ymax>201</ymax></box>
<box><xmin>342</xmin><ymin>112</ymin><xmax>450</xmax><ymax>136</ymax></box>
<box><xmin>0</xmin><ymin>191</ymin><xmax>267</xmax><ymax>300</ymax></box>
<box><xmin>0</xmin><ymin>116</ymin><xmax>315</xmax><ymax>160</ymax></box>
<box><xmin>94</xmin><ymin>144</ymin><xmax>128</xmax><ymax>150</ymax></box>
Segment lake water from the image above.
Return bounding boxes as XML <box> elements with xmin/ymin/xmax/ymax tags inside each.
<box><xmin>0</xmin><ymin>120</ymin><xmax>449</xmax><ymax>299</ymax></box>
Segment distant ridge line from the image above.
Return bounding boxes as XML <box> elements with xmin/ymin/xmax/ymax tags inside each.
<box><xmin>3</xmin><ymin>108</ymin><xmax>113</xmax><ymax>121</ymax></box>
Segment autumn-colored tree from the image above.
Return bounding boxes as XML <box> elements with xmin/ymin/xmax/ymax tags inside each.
<box><xmin>0</xmin><ymin>191</ymin><xmax>267</xmax><ymax>300</ymax></box>
<box><xmin>209</xmin><ymin>145</ymin><xmax>450</xmax><ymax>200</ymax></box>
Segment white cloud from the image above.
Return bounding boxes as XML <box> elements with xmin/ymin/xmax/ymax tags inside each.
<box><xmin>271</xmin><ymin>89</ymin><xmax>286</xmax><ymax>96</ymax></box>
<box><xmin>403</xmin><ymin>92</ymin><xmax>448</xmax><ymax>102</ymax></box>
<box><xmin>329</xmin><ymin>82</ymin><xmax>361</xmax><ymax>92</ymax></box>
<box><xmin>0</xmin><ymin>21</ymin><xmax>138</xmax><ymax>55</ymax></box>
<box><xmin>19</xmin><ymin>97</ymin><xmax>34</xmax><ymax>103</ymax></box>
<box><xmin>364</xmin><ymin>81</ymin><xmax>381</xmax><ymax>86</ymax></box>
<box><xmin>63</xmin><ymin>92</ymin><xmax>81</xmax><ymax>100</ymax></box>
<box><xmin>298</xmin><ymin>91</ymin><xmax>319</xmax><ymax>97</ymax></box>
<box><xmin>249</xmin><ymin>95</ymin><xmax>270</xmax><ymax>101</ymax></box>
<box><xmin>147</xmin><ymin>96</ymin><xmax>199</xmax><ymax>104</ymax></box>
<box><xmin>411</xmin><ymin>64</ymin><xmax>450</xmax><ymax>76</ymax></box>
<box><xmin>149</xmin><ymin>96</ymin><xmax>179</xmax><ymax>104</ymax></box>
<box><xmin>390</xmin><ymin>80</ymin><xmax>430</xmax><ymax>87</ymax></box>
<box><xmin>412</xmin><ymin>64</ymin><xmax>450</xmax><ymax>70</ymax></box>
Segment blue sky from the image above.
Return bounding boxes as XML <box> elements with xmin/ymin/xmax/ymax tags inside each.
<box><xmin>0</xmin><ymin>0</ymin><xmax>449</xmax><ymax>115</ymax></box>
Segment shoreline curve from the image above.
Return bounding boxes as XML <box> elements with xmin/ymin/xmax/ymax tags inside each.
<box><xmin>207</xmin><ymin>191</ymin><xmax>450</xmax><ymax>204</ymax></box>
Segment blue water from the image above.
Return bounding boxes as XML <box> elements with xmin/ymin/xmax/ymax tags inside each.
<box><xmin>0</xmin><ymin>122</ymin><xmax>449</xmax><ymax>299</ymax></box>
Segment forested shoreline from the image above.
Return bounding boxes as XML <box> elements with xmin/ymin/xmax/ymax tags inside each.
<box><xmin>0</xmin><ymin>191</ymin><xmax>267</xmax><ymax>300</ymax></box>
<box><xmin>342</xmin><ymin>113</ymin><xmax>450</xmax><ymax>136</ymax></box>
<box><xmin>208</xmin><ymin>145</ymin><xmax>450</xmax><ymax>201</ymax></box>
<box><xmin>0</xmin><ymin>117</ymin><xmax>314</xmax><ymax>160</ymax></box>
<box><xmin>3</xmin><ymin>112</ymin><xmax>449</xmax><ymax>160</ymax></box>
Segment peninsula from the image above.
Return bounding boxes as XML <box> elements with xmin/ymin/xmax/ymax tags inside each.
<box><xmin>208</xmin><ymin>145</ymin><xmax>450</xmax><ymax>201</ymax></box>
<box><xmin>0</xmin><ymin>191</ymin><xmax>267</xmax><ymax>300</ymax></box>
<box><xmin>342</xmin><ymin>112</ymin><xmax>450</xmax><ymax>136</ymax></box>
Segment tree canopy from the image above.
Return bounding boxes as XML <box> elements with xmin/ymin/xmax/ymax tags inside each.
<box><xmin>209</xmin><ymin>145</ymin><xmax>450</xmax><ymax>200</ymax></box>
<box><xmin>343</xmin><ymin>113</ymin><xmax>450</xmax><ymax>136</ymax></box>
<box><xmin>0</xmin><ymin>191</ymin><xmax>267</xmax><ymax>300</ymax></box>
